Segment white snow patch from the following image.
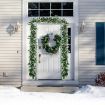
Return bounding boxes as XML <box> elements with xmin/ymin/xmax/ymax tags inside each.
<box><xmin>0</xmin><ymin>85</ymin><xmax>105</xmax><ymax>105</ymax></box>
<box><xmin>0</xmin><ymin>85</ymin><xmax>20</xmax><ymax>92</ymax></box>
<box><xmin>76</xmin><ymin>85</ymin><xmax>105</xmax><ymax>97</ymax></box>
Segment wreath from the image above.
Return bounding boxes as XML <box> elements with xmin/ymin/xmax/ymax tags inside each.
<box><xmin>41</xmin><ymin>34</ymin><xmax>61</xmax><ymax>54</ymax></box>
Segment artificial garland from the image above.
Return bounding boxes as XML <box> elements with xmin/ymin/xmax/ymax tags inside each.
<box><xmin>29</xmin><ymin>17</ymin><xmax>69</xmax><ymax>79</ymax></box>
<box><xmin>28</xmin><ymin>23</ymin><xmax>37</xmax><ymax>79</ymax></box>
<box><xmin>41</xmin><ymin>34</ymin><xmax>61</xmax><ymax>54</ymax></box>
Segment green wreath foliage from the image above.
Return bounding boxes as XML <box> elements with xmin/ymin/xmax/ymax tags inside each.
<box><xmin>29</xmin><ymin>17</ymin><xmax>69</xmax><ymax>79</ymax></box>
<box><xmin>41</xmin><ymin>34</ymin><xmax>61</xmax><ymax>54</ymax></box>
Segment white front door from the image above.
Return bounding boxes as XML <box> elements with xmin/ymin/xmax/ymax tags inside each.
<box><xmin>37</xmin><ymin>24</ymin><xmax>61</xmax><ymax>79</ymax></box>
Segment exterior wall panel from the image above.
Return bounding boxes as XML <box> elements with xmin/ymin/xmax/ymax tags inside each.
<box><xmin>0</xmin><ymin>0</ymin><xmax>22</xmax><ymax>86</ymax></box>
<box><xmin>79</xmin><ymin>0</ymin><xmax>105</xmax><ymax>84</ymax></box>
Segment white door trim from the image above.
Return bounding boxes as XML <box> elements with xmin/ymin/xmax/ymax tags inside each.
<box><xmin>73</xmin><ymin>0</ymin><xmax>79</xmax><ymax>81</ymax></box>
<box><xmin>22</xmin><ymin>0</ymin><xmax>79</xmax><ymax>85</ymax></box>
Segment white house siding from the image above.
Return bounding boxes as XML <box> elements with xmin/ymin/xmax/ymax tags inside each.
<box><xmin>79</xmin><ymin>0</ymin><xmax>105</xmax><ymax>84</ymax></box>
<box><xmin>0</xmin><ymin>0</ymin><xmax>22</xmax><ymax>86</ymax></box>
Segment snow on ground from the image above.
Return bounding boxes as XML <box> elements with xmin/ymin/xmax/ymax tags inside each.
<box><xmin>0</xmin><ymin>85</ymin><xmax>105</xmax><ymax>105</ymax></box>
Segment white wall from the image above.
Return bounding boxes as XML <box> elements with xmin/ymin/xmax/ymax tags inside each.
<box><xmin>79</xmin><ymin>0</ymin><xmax>105</xmax><ymax>84</ymax></box>
<box><xmin>0</xmin><ymin>0</ymin><xmax>22</xmax><ymax>86</ymax></box>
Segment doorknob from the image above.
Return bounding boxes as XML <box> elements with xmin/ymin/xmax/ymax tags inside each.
<box><xmin>39</xmin><ymin>46</ymin><xmax>41</xmax><ymax>49</ymax></box>
<box><xmin>39</xmin><ymin>54</ymin><xmax>41</xmax><ymax>63</ymax></box>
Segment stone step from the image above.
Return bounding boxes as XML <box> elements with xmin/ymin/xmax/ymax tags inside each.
<box><xmin>21</xmin><ymin>86</ymin><xmax>79</xmax><ymax>93</ymax></box>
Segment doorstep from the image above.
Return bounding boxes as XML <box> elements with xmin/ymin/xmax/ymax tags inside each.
<box><xmin>21</xmin><ymin>80</ymin><xmax>79</xmax><ymax>93</ymax></box>
<box><xmin>21</xmin><ymin>86</ymin><xmax>79</xmax><ymax>93</ymax></box>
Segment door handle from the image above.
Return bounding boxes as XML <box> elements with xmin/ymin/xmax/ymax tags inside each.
<box><xmin>39</xmin><ymin>46</ymin><xmax>41</xmax><ymax>49</ymax></box>
<box><xmin>39</xmin><ymin>54</ymin><xmax>41</xmax><ymax>63</ymax></box>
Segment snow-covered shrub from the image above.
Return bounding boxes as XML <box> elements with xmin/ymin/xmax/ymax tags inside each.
<box><xmin>95</xmin><ymin>72</ymin><xmax>105</xmax><ymax>86</ymax></box>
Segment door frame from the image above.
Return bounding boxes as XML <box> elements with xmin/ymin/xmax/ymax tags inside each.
<box><xmin>22</xmin><ymin>0</ymin><xmax>79</xmax><ymax>85</ymax></box>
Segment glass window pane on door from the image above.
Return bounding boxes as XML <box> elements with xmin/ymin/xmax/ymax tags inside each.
<box><xmin>51</xmin><ymin>3</ymin><xmax>61</xmax><ymax>9</ymax></box>
<box><xmin>28</xmin><ymin>10</ymin><xmax>39</xmax><ymax>17</ymax></box>
<box><xmin>51</xmin><ymin>10</ymin><xmax>61</xmax><ymax>16</ymax></box>
<box><xmin>40</xmin><ymin>10</ymin><xmax>50</xmax><ymax>16</ymax></box>
<box><xmin>62</xmin><ymin>2</ymin><xmax>73</xmax><ymax>9</ymax></box>
<box><xmin>28</xmin><ymin>3</ymin><xmax>39</xmax><ymax>9</ymax></box>
<box><xmin>63</xmin><ymin>10</ymin><xmax>73</xmax><ymax>16</ymax></box>
<box><xmin>68</xmin><ymin>28</ymin><xmax>71</xmax><ymax>53</ymax></box>
<box><xmin>40</xmin><ymin>3</ymin><xmax>50</xmax><ymax>9</ymax></box>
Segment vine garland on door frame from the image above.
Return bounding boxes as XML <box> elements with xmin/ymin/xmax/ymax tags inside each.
<box><xmin>29</xmin><ymin>17</ymin><xmax>69</xmax><ymax>79</ymax></box>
